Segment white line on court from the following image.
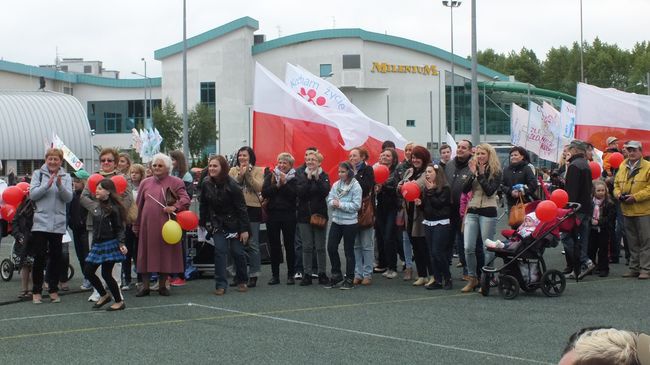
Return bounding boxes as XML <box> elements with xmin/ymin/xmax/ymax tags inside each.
<box><xmin>0</xmin><ymin>303</ymin><xmax>191</xmax><ymax>322</ymax></box>
<box><xmin>189</xmin><ymin>303</ymin><xmax>553</xmax><ymax>365</ymax></box>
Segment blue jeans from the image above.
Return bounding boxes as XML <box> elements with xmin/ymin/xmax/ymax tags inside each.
<box><xmin>354</xmin><ymin>227</ymin><xmax>374</xmax><ymax>279</ymax></box>
<box><xmin>327</xmin><ymin>222</ymin><xmax>357</xmax><ymax>280</ymax></box>
<box><xmin>463</xmin><ymin>213</ymin><xmax>496</xmax><ymax>278</ymax></box>
<box><xmin>425</xmin><ymin>223</ymin><xmax>452</xmax><ymax>283</ymax></box>
<box><xmin>402</xmin><ymin>231</ymin><xmax>413</xmax><ymax>269</ymax></box>
<box><xmin>213</xmin><ymin>232</ymin><xmax>247</xmax><ymax>290</ymax></box>
<box><xmin>246</xmin><ymin>222</ymin><xmax>262</xmax><ymax>277</ymax></box>
<box><xmin>563</xmin><ymin>212</ymin><xmax>591</xmax><ymax>267</ymax></box>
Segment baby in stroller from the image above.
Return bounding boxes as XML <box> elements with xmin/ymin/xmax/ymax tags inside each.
<box><xmin>485</xmin><ymin>212</ymin><xmax>540</xmax><ymax>251</ymax></box>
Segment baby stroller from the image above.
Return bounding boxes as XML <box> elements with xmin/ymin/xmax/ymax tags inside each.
<box><xmin>1</xmin><ymin>238</ymin><xmax>75</xmax><ymax>282</ymax></box>
<box><xmin>481</xmin><ymin>201</ymin><xmax>581</xmax><ymax>300</ymax></box>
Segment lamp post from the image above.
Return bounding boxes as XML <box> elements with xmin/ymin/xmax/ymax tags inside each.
<box><xmin>90</xmin><ymin>129</ymin><xmax>96</xmax><ymax>172</ymax></box>
<box><xmin>182</xmin><ymin>0</ymin><xmax>189</xmax><ymax>159</ymax></box>
<box><xmin>579</xmin><ymin>0</ymin><xmax>584</xmax><ymax>83</ymax></box>
<box><xmin>442</xmin><ymin>0</ymin><xmax>461</xmax><ymax>139</ymax></box>
<box><xmin>131</xmin><ymin>70</ymin><xmax>151</xmax><ymax>129</ymax></box>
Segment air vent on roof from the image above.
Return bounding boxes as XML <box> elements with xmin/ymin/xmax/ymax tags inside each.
<box><xmin>254</xmin><ymin>34</ymin><xmax>266</xmax><ymax>44</ymax></box>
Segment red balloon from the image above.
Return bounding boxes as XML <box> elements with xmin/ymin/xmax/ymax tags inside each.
<box><xmin>88</xmin><ymin>174</ymin><xmax>104</xmax><ymax>195</ymax></box>
<box><xmin>16</xmin><ymin>182</ymin><xmax>30</xmax><ymax>194</ymax></box>
<box><xmin>609</xmin><ymin>152</ymin><xmax>624</xmax><ymax>169</ymax></box>
<box><xmin>1</xmin><ymin>204</ymin><xmax>17</xmax><ymax>221</ymax></box>
<box><xmin>535</xmin><ymin>200</ymin><xmax>558</xmax><ymax>222</ymax></box>
<box><xmin>373</xmin><ymin>164</ymin><xmax>390</xmax><ymax>184</ymax></box>
<box><xmin>401</xmin><ymin>181</ymin><xmax>421</xmax><ymax>202</ymax></box>
<box><xmin>550</xmin><ymin>189</ymin><xmax>569</xmax><ymax>208</ymax></box>
<box><xmin>111</xmin><ymin>175</ymin><xmax>128</xmax><ymax>195</ymax></box>
<box><xmin>2</xmin><ymin>186</ymin><xmax>25</xmax><ymax>206</ymax></box>
<box><xmin>176</xmin><ymin>210</ymin><xmax>199</xmax><ymax>231</ymax></box>
<box><xmin>589</xmin><ymin>161</ymin><xmax>601</xmax><ymax>180</ymax></box>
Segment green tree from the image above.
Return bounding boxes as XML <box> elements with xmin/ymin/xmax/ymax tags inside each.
<box><xmin>505</xmin><ymin>47</ymin><xmax>543</xmax><ymax>86</ymax></box>
<box><xmin>153</xmin><ymin>98</ymin><xmax>181</xmax><ymax>152</ymax></box>
<box><xmin>188</xmin><ymin>103</ymin><xmax>218</xmax><ymax>161</ymax></box>
<box><xmin>477</xmin><ymin>48</ymin><xmax>508</xmax><ymax>74</ymax></box>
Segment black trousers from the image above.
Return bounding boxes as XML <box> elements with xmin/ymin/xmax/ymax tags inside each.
<box><xmin>267</xmin><ymin>219</ymin><xmax>296</xmax><ymax>277</ymax></box>
<box><xmin>72</xmin><ymin>228</ymin><xmax>89</xmax><ymax>279</ymax></box>
<box><xmin>30</xmin><ymin>231</ymin><xmax>63</xmax><ymax>294</ymax></box>
<box><xmin>84</xmin><ymin>262</ymin><xmax>122</xmax><ymax>302</ymax></box>
<box><xmin>327</xmin><ymin>222</ymin><xmax>358</xmax><ymax>280</ymax></box>
<box><xmin>589</xmin><ymin>228</ymin><xmax>610</xmax><ymax>272</ymax></box>
<box><xmin>410</xmin><ymin>235</ymin><xmax>432</xmax><ymax>278</ymax></box>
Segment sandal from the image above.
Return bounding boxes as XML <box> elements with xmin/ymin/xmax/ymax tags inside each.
<box><xmin>18</xmin><ymin>290</ymin><xmax>31</xmax><ymax>299</ymax></box>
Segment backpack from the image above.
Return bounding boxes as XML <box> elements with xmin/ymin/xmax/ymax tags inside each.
<box><xmin>12</xmin><ymin>198</ymin><xmax>36</xmax><ymax>245</ymax></box>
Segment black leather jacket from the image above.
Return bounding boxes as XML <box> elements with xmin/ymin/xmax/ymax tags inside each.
<box><xmin>80</xmin><ymin>197</ymin><xmax>125</xmax><ymax>245</ymax></box>
<box><xmin>295</xmin><ymin>170</ymin><xmax>330</xmax><ymax>223</ymax></box>
<box><xmin>199</xmin><ymin>176</ymin><xmax>250</xmax><ymax>234</ymax></box>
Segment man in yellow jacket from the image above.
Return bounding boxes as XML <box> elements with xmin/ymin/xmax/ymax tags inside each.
<box><xmin>613</xmin><ymin>141</ymin><xmax>650</xmax><ymax>280</ymax></box>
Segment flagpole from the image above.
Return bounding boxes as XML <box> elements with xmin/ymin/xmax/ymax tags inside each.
<box><xmin>182</xmin><ymin>0</ymin><xmax>189</xmax><ymax>158</ymax></box>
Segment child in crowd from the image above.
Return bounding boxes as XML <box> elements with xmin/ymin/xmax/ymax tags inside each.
<box><xmin>485</xmin><ymin>212</ymin><xmax>540</xmax><ymax>251</ymax></box>
<box><xmin>80</xmin><ymin>178</ymin><xmax>128</xmax><ymax>311</ymax></box>
<box><xmin>589</xmin><ymin>180</ymin><xmax>615</xmax><ymax>277</ymax></box>
<box><xmin>68</xmin><ymin>171</ymin><xmax>91</xmax><ymax>290</ymax></box>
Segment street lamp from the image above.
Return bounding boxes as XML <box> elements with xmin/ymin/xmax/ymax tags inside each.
<box><xmin>90</xmin><ymin>129</ymin><xmax>96</xmax><ymax>172</ymax></box>
<box><xmin>132</xmin><ymin>65</ymin><xmax>152</xmax><ymax>129</ymax></box>
<box><xmin>442</xmin><ymin>0</ymin><xmax>461</xmax><ymax>138</ymax></box>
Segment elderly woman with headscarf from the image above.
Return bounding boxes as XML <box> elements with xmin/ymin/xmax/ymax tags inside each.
<box><xmin>133</xmin><ymin>153</ymin><xmax>190</xmax><ymax>297</ymax></box>
<box><xmin>29</xmin><ymin>148</ymin><xmax>73</xmax><ymax>304</ymax></box>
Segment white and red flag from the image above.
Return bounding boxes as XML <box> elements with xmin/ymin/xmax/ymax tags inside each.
<box><xmin>253</xmin><ymin>62</ymin><xmax>406</xmax><ymax>178</ymax></box>
<box><xmin>576</xmin><ymin>82</ymin><xmax>650</xmax><ymax>150</ymax></box>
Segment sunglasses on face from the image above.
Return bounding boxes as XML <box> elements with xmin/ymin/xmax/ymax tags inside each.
<box><xmin>101</xmin><ymin>158</ymin><xmax>114</xmax><ymax>163</ymax></box>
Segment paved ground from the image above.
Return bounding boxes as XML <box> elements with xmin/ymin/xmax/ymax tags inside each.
<box><xmin>0</xmin><ymin>229</ymin><xmax>648</xmax><ymax>364</ymax></box>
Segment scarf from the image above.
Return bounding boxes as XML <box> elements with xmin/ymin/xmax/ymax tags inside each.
<box><xmin>335</xmin><ymin>179</ymin><xmax>355</xmax><ymax>199</ymax></box>
<box><xmin>305</xmin><ymin>166</ymin><xmax>323</xmax><ymax>179</ymax></box>
<box><xmin>592</xmin><ymin>197</ymin><xmax>603</xmax><ymax>222</ymax></box>
<box><xmin>273</xmin><ymin>167</ymin><xmax>296</xmax><ymax>187</ymax></box>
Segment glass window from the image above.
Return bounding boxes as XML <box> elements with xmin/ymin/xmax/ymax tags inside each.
<box><xmin>319</xmin><ymin>64</ymin><xmax>333</xmax><ymax>78</ymax></box>
<box><xmin>104</xmin><ymin>112</ymin><xmax>121</xmax><ymax>133</ymax></box>
<box><xmin>63</xmin><ymin>87</ymin><xmax>73</xmax><ymax>95</ymax></box>
<box><xmin>60</xmin><ymin>65</ymin><xmax>68</xmax><ymax>72</ymax></box>
<box><xmin>342</xmin><ymin>55</ymin><xmax>361</xmax><ymax>69</ymax></box>
<box><xmin>200</xmin><ymin>82</ymin><xmax>216</xmax><ymax>109</ymax></box>
<box><xmin>84</xmin><ymin>65</ymin><xmax>92</xmax><ymax>73</ymax></box>
<box><xmin>406</xmin><ymin>120</ymin><xmax>415</xmax><ymax>127</ymax></box>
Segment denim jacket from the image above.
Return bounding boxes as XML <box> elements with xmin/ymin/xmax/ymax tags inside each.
<box><xmin>327</xmin><ymin>179</ymin><xmax>362</xmax><ymax>225</ymax></box>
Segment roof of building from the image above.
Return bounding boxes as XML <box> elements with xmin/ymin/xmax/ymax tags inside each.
<box><xmin>251</xmin><ymin>28</ymin><xmax>507</xmax><ymax>80</ymax></box>
<box><xmin>154</xmin><ymin>16</ymin><xmax>260</xmax><ymax>60</ymax></box>
<box><xmin>0</xmin><ymin>60</ymin><xmax>161</xmax><ymax>88</ymax></box>
<box><xmin>0</xmin><ymin>91</ymin><xmax>92</xmax><ymax>160</ymax></box>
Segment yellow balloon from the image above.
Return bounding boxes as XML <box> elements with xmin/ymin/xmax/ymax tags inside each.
<box><xmin>162</xmin><ymin>220</ymin><xmax>182</xmax><ymax>244</ymax></box>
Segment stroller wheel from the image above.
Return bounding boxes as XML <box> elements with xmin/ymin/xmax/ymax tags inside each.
<box><xmin>498</xmin><ymin>275</ymin><xmax>519</xmax><ymax>300</ymax></box>
<box><xmin>1</xmin><ymin>259</ymin><xmax>14</xmax><ymax>281</ymax></box>
<box><xmin>541</xmin><ymin>269</ymin><xmax>566</xmax><ymax>297</ymax></box>
<box><xmin>480</xmin><ymin>272</ymin><xmax>493</xmax><ymax>297</ymax></box>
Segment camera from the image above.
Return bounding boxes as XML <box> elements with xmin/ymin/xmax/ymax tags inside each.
<box><xmin>619</xmin><ymin>194</ymin><xmax>629</xmax><ymax>202</ymax></box>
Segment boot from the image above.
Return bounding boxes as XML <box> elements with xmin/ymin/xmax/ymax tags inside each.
<box><xmin>461</xmin><ymin>276</ymin><xmax>478</xmax><ymax>293</ymax></box>
<box><xmin>403</xmin><ymin>268</ymin><xmax>413</xmax><ymax>281</ymax></box>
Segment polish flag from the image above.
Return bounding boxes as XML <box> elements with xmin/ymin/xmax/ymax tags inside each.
<box><xmin>575</xmin><ymin>82</ymin><xmax>650</xmax><ymax>151</ymax></box>
<box><xmin>253</xmin><ymin>62</ymin><xmax>406</xmax><ymax>178</ymax></box>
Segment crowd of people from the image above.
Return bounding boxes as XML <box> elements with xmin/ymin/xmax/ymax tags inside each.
<box><xmin>1</xmin><ymin>133</ymin><xmax>648</xmax><ymax>309</ymax></box>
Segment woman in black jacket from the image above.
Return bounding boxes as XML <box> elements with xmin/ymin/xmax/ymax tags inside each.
<box><xmin>417</xmin><ymin>163</ymin><xmax>452</xmax><ymax>290</ymax></box>
<box><xmin>501</xmin><ymin>146</ymin><xmax>538</xmax><ymax>209</ymax></box>
<box><xmin>374</xmin><ymin>148</ymin><xmax>400</xmax><ymax>279</ymax></box>
<box><xmin>262</xmin><ymin>152</ymin><xmax>298</xmax><ymax>285</ymax></box>
<box><xmin>199</xmin><ymin>155</ymin><xmax>250</xmax><ymax>295</ymax></box>
<box><xmin>349</xmin><ymin>147</ymin><xmax>376</xmax><ymax>285</ymax></box>
<box><xmin>295</xmin><ymin>151</ymin><xmax>330</xmax><ymax>286</ymax></box>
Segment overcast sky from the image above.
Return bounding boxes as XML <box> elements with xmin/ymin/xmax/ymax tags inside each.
<box><xmin>1</xmin><ymin>0</ymin><xmax>647</xmax><ymax>78</ymax></box>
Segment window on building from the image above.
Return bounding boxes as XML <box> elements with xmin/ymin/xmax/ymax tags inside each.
<box><xmin>200</xmin><ymin>82</ymin><xmax>216</xmax><ymax>109</ymax></box>
<box><xmin>89</xmin><ymin>119</ymin><xmax>96</xmax><ymax>130</ymax></box>
<box><xmin>60</xmin><ymin>65</ymin><xmax>68</xmax><ymax>72</ymax></box>
<box><xmin>63</xmin><ymin>87</ymin><xmax>73</xmax><ymax>95</ymax></box>
<box><xmin>17</xmin><ymin>160</ymin><xmax>44</xmax><ymax>176</ymax></box>
<box><xmin>320</xmin><ymin>64</ymin><xmax>333</xmax><ymax>78</ymax></box>
<box><xmin>84</xmin><ymin>65</ymin><xmax>92</xmax><ymax>73</ymax></box>
<box><xmin>104</xmin><ymin>112</ymin><xmax>122</xmax><ymax>133</ymax></box>
<box><xmin>342</xmin><ymin>55</ymin><xmax>361</xmax><ymax>69</ymax></box>
<box><xmin>406</xmin><ymin>119</ymin><xmax>415</xmax><ymax>127</ymax></box>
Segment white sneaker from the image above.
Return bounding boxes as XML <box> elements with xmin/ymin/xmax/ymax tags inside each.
<box><xmin>80</xmin><ymin>279</ymin><xmax>93</xmax><ymax>291</ymax></box>
<box><xmin>88</xmin><ymin>291</ymin><xmax>100</xmax><ymax>302</ymax></box>
<box><xmin>485</xmin><ymin>239</ymin><xmax>504</xmax><ymax>249</ymax></box>
<box><xmin>384</xmin><ymin>270</ymin><xmax>398</xmax><ymax>279</ymax></box>
<box><xmin>293</xmin><ymin>272</ymin><xmax>303</xmax><ymax>280</ymax></box>
<box><xmin>150</xmin><ymin>281</ymin><xmax>160</xmax><ymax>291</ymax></box>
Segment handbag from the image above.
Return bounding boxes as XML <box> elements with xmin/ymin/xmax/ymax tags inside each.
<box><xmin>258</xmin><ymin>194</ymin><xmax>269</xmax><ymax>223</ymax></box>
<box><xmin>358</xmin><ymin>195</ymin><xmax>375</xmax><ymax>228</ymax></box>
<box><xmin>310</xmin><ymin>214</ymin><xmax>328</xmax><ymax>229</ymax></box>
<box><xmin>126</xmin><ymin>202</ymin><xmax>138</xmax><ymax>224</ymax></box>
<box><xmin>395</xmin><ymin>208</ymin><xmax>406</xmax><ymax>227</ymax></box>
<box><xmin>508</xmin><ymin>195</ymin><xmax>526</xmax><ymax>227</ymax></box>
